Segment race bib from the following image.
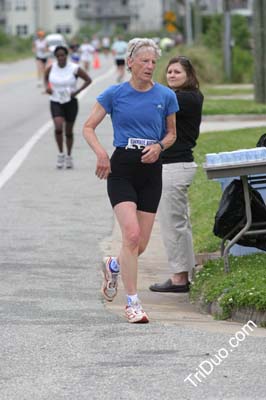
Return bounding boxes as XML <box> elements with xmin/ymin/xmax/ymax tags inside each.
<box><xmin>56</xmin><ymin>88</ymin><xmax>71</xmax><ymax>104</ymax></box>
<box><xmin>126</xmin><ymin>137</ymin><xmax>157</xmax><ymax>150</ymax></box>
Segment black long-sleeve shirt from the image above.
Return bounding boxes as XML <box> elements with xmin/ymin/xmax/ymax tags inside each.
<box><xmin>162</xmin><ymin>89</ymin><xmax>204</xmax><ymax>164</ymax></box>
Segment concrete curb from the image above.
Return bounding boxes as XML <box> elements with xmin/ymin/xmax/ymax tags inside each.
<box><xmin>196</xmin><ymin>299</ymin><xmax>266</xmax><ymax>327</ymax></box>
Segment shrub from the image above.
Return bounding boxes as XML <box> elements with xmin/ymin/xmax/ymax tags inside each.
<box><xmin>231</xmin><ymin>14</ymin><xmax>251</xmax><ymax>50</ymax></box>
<box><xmin>154</xmin><ymin>44</ymin><xmax>223</xmax><ymax>85</ymax></box>
<box><xmin>201</xmin><ymin>13</ymin><xmax>253</xmax><ymax>83</ymax></box>
<box><xmin>0</xmin><ymin>28</ymin><xmax>11</xmax><ymax>46</ymax></box>
<box><xmin>232</xmin><ymin>46</ymin><xmax>253</xmax><ymax>83</ymax></box>
<box><xmin>202</xmin><ymin>14</ymin><xmax>223</xmax><ymax>49</ymax></box>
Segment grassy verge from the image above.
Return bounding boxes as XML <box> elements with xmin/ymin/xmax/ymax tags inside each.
<box><xmin>0</xmin><ymin>48</ymin><xmax>32</xmax><ymax>62</ymax></box>
<box><xmin>0</xmin><ymin>32</ymin><xmax>33</xmax><ymax>62</ymax></box>
<box><xmin>203</xmin><ymin>99</ymin><xmax>266</xmax><ymax>115</ymax></box>
<box><xmin>153</xmin><ymin>44</ymin><xmax>223</xmax><ymax>86</ymax></box>
<box><xmin>190</xmin><ymin>255</ymin><xmax>266</xmax><ymax>320</ymax></box>
<box><xmin>202</xmin><ymin>86</ymin><xmax>253</xmax><ymax>96</ymax></box>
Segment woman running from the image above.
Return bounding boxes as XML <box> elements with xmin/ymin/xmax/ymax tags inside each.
<box><xmin>83</xmin><ymin>38</ymin><xmax>178</xmax><ymax>323</ymax></box>
<box><xmin>44</xmin><ymin>46</ymin><xmax>92</xmax><ymax>169</ymax></box>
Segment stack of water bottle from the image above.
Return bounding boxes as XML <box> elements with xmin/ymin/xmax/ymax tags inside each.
<box><xmin>205</xmin><ymin>147</ymin><xmax>266</xmax><ymax>166</ymax></box>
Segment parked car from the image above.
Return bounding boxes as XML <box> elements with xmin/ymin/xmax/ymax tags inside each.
<box><xmin>159</xmin><ymin>37</ymin><xmax>175</xmax><ymax>51</ymax></box>
<box><xmin>45</xmin><ymin>33</ymin><xmax>67</xmax><ymax>57</ymax></box>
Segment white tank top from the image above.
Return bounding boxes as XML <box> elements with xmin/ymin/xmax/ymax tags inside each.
<box><xmin>80</xmin><ymin>43</ymin><xmax>95</xmax><ymax>61</ymax></box>
<box><xmin>35</xmin><ymin>39</ymin><xmax>47</xmax><ymax>59</ymax></box>
<box><xmin>49</xmin><ymin>62</ymin><xmax>79</xmax><ymax>104</ymax></box>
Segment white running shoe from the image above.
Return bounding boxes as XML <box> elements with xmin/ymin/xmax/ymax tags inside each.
<box><xmin>65</xmin><ymin>155</ymin><xmax>73</xmax><ymax>169</ymax></box>
<box><xmin>101</xmin><ymin>257</ymin><xmax>119</xmax><ymax>302</ymax></box>
<box><xmin>125</xmin><ymin>300</ymin><xmax>149</xmax><ymax>323</ymax></box>
<box><xmin>56</xmin><ymin>153</ymin><xmax>65</xmax><ymax>169</ymax></box>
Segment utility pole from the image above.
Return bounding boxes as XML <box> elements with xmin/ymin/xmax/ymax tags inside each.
<box><xmin>223</xmin><ymin>0</ymin><xmax>232</xmax><ymax>81</ymax></box>
<box><xmin>185</xmin><ymin>0</ymin><xmax>193</xmax><ymax>45</ymax></box>
<box><xmin>193</xmin><ymin>0</ymin><xmax>202</xmax><ymax>44</ymax></box>
<box><xmin>253</xmin><ymin>0</ymin><xmax>266</xmax><ymax>103</ymax></box>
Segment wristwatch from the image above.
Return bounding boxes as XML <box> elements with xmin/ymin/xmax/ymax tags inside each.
<box><xmin>157</xmin><ymin>141</ymin><xmax>165</xmax><ymax>151</ymax></box>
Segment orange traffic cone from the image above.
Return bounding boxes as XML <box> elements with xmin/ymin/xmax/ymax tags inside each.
<box><xmin>93</xmin><ymin>52</ymin><xmax>101</xmax><ymax>69</ymax></box>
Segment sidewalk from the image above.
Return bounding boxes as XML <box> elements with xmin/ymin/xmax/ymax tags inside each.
<box><xmin>101</xmin><ymin>217</ymin><xmax>266</xmax><ymax>336</ymax></box>
<box><xmin>202</xmin><ymin>87</ymin><xmax>266</xmax><ymax>133</ymax></box>
<box><xmin>100</xmin><ymin>113</ymin><xmax>266</xmax><ymax>336</ymax></box>
<box><xmin>201</xmin><ymin>114</ymin><xmax>266</xmax><ymax>133</ymax></box>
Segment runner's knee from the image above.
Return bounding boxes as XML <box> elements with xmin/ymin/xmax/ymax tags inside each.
<box><xmin>123</xmin><ymin>226</ymin><xmax>141</xmax><ymax>250</ymax></box>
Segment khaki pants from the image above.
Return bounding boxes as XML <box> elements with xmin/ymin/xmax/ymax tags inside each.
<box><xmin>158</xmin><ymin>162</ymin><xmax>197</xmax><ymax>275</ymax></box>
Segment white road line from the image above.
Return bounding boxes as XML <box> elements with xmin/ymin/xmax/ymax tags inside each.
<box><xmin>0</xmin><ymin>67</ymin><xmax>115</xmax><ymax>190</ymax></box>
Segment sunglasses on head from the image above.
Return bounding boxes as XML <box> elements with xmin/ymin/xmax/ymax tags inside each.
<box><xmin>178</xmin><ymin>56</ymin><xmax>191</xmax><ymax>63</ymax></box>
<box><xmin>129</xmin><ymin>43</ymin><xmax>138</xmax><ymax>58</ymax></box>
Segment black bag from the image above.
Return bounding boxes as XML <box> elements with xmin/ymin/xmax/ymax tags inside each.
<box><xmin>213</xmin><ymin>179</ymin><xmax>266</xmax><ymax>250</ymax></box>
<box><xmin>256</xmin><ymin>133</ymin><xmax>266</xmax><ymax>147</ymax></box>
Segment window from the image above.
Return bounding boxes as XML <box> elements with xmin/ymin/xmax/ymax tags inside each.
<box><xmin>5</xmin><ymin>1</ymin><xmax>12</xmax><ymax>11</ymax></box>
<box><xmin>16</xmin><ymin>25</ymin><xmax>28</xmax><ymax>36</ymax></box>
<box><xmin>78</xmin><ymin>0</ymin><xmax>89</xmax><ymax>9</ymax></box>
<box><xmin>15</xmin><ymin>0</ymin><xmax>27</xmax><ymax>11</ymax></box>
<box><xmin>54</xmin><ymin>0</ymin><xmax>71</xmax><ymax>10</ymax></box>
<box><xmin>56</xmin><ymin>24</ymin><xmax>72</xmax><ymax>34</ymax></box>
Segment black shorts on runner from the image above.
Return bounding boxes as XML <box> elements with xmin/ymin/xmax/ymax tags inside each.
<box><xmin>115</xmin><ymin>59</ymin><xmax>125</xmax><ymax>66</ymax></box>
<box><xmin>50</xmin><ymin>98</ymin><xmax>78</xmax><ymax>123</ymax></box>
<box><xmin>36</xmin><ymin>57</ymin><xmax>48</xmax><ymax>64</ymax></box>
<box><xmin>107</xmin><ymin>148</ymin><xmax>162</xmax><ymax>213</ymax></box>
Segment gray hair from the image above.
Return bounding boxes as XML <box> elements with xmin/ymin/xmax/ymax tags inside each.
<box><xmin>126</xmin><ymin>38</ymin><xmax>161</xmax><ymax>61</ymax></box>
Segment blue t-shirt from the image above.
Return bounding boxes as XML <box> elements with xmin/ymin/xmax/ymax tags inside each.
<box><xmin>97</xmin><ymin>82</ymin><xmax>179</xmax><ymax>147</ymax></box>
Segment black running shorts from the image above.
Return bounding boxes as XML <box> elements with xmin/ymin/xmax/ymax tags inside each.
<box><xmin>115</xmin><ymin>59</ymin><xmax>125</xmax><ymax>66</ymax></box>
<box><xmin>36</xmin><ymin>57</ymin><xmax>47</xmax><ymax>64</ymax></box>
<box><xmin>107</xmin><ymin>148</ymin><xmax>162</xmax><ymax>213</ymax></box>
<box><xmin>50</xmin><ymin>98</ymin><xmax>78</xmax><ymax>123</ymax></box>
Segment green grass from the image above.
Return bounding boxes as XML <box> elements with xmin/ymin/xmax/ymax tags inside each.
<box><xmin>190</xmin><ymin>127</ymin><xmax>266</xmax><ymax>253</ymax></box>
<box><xmin>153</xmin><ymin>44</ymin><xmax>224</xmax><ymax>85</ymax></box>
<box><xmin>190</xmin><ymin>255</ymin><xmax>266</xmax><ymax>319</ymax></box>
<box><xmin>202</xmin><ymin>86</ymin><xmax>254</xmax><ymax>96</ymax></box>
<box><xmin>203</xmin><ymin>99</ymin><xmax>266</xmax><ymax>115</ymax></box>
<box><xmin>0</xmin><ymin>47</ymin><xmax>32</xmax><ymax>62</ymax></box>
<box><xmin>0</xmin><ymin>32</ymin><xmax>33</xmax><ymax>62</ymax></box>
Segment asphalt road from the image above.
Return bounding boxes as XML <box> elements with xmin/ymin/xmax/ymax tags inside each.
<box><xmin>0</xmin><ymin>56</ymin><xmax>265</xmax><ymax>400</ymax></box>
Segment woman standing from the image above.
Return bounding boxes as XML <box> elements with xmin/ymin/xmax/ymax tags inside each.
<box><xmin>149</xmin><ymin>56</ymin><xmax>204</xmax><ymax>293</ymax></box>
<box><xmin>44</xmin><ymin>46</ymin><xmax>92</xmax><ymax>169</ymax></box>
<box><xmin>83</xmin><ymin>38</ymin><xmax>178</xmax><ymax>323</ymax></box>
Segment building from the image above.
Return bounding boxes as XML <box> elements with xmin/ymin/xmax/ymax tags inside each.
<box><xmin>3</xmin><ymin>0</ymin><xmax>80</xmax><ymax>37</ymax></box>
<box><xmin>198</xmin><ymin>0</ymin><xmax>253</xmax><ymax>14</ymax></box>
<box><xmin>0</xmin><ymin>0</ymin><xmax>5</xmax><ymax>30</ymax></box>
<box><xmin>0</xmin><ymin>0</ymin><xmax>253</xmax><ymax>38</ymax></box>
<box><xmin>129</xmin><ymin>0</ymin><xmax>178</xmax><ymax>33</ymax></box>
<box><xmin>1</xmin><ymin>0</ymin><xmax>179</xmax><ymax>37</ymax></box>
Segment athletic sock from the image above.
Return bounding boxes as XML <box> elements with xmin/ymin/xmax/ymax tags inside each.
<box><xmin>109</xmin><ymin>258</ymin><xmax>120</xmax><ymax>273</ymax></box>
<box><xmin>127</xmin><ymin>293</ymin><xmax>139</xmax><ymax>306</ymax></box>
